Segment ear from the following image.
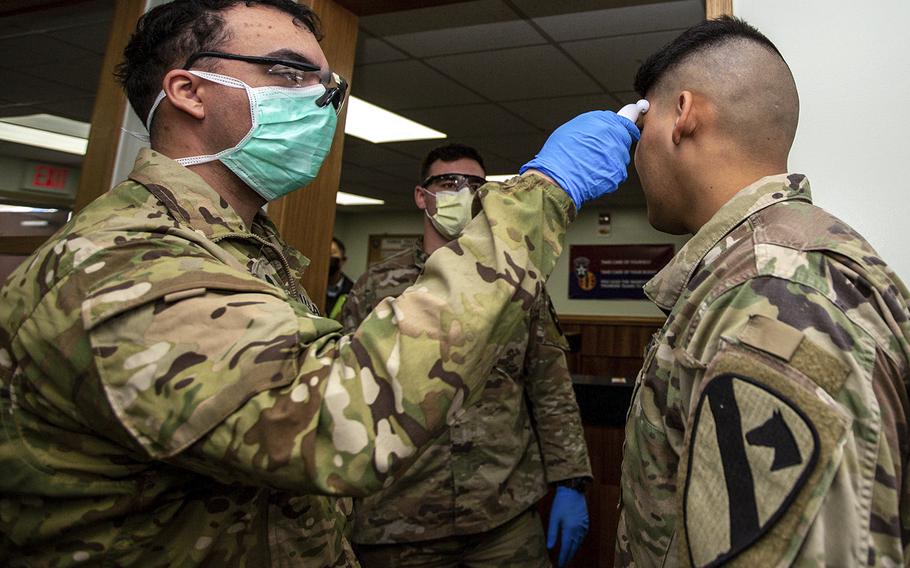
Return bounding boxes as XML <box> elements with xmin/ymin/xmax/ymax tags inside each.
<box><xmin>672</xmin><ymin>90</ymin><xmax>697</xmax><ymax>145</ymax></box>
<box><xmin>161</xmin><ymin>69</ymin><xmax>206</xmax><ymax>121</ymax></box>
<box><xmin>414</xmin><ymin>185</ymin><xmax>427</xmax><ymax>210</ymax></box>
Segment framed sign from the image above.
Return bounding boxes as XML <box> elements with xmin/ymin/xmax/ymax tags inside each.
<box><xmin>569</xmin><ymin>244</ymin><xmax>675</xmax><ymax>300</ymax></box>
<box><xmin>367</xmin><ymin>234</ymin><xmax>421</xmax><ymax>267</ymax></box>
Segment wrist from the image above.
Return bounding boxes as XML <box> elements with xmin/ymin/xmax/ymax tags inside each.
<box><xmin>521</xmin><ymin>169</ymin><xmax>558</xmax><ymax>189</ymax></box>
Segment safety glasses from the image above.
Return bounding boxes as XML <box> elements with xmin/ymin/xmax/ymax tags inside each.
<box><xmin>420</xmin><ymin>173</ymin><xmax>487</xmax><ymax>192</ymax></box>
<box><xmin>183</xmin><ymin>51</ymin><xmax>348</xmax><ymax>114</ymax></box>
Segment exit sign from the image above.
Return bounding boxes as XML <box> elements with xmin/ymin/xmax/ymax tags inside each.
<box><xmin>31</xmin><ymin>164</ymin><xmax>70</xmax><ymax>190</ymax></box>
<box><xmin>21</xmin><ymin>161</ymin><xmax>77</xmax><ymax>197</ymax></box>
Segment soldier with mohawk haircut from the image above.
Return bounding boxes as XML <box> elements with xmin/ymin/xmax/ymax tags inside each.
<box><xmin>618</xmin><ymin>16</ymin><xmax>910</xmax><ymax>568</ymax></box>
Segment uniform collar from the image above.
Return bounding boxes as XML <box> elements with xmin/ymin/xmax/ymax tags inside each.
<box><xmin>128</xmin><ymin>148</ymin><xmax>262</xmax><ymax>239</ymax></box>
<box><xmin>644</xmin><ymin>173</ymin><xmax>812</xmax><ymax>311</ymax></box>
<box><xmin>414</xmin><ymin>237</ymin><xmax>429</xmax><ymax>269</ymax></box>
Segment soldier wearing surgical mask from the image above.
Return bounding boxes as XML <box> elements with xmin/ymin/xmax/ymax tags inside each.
<box><xmin>342</xmin><ymin>143</ymin><xmax>593</xmax><ymax>568</ymax></box>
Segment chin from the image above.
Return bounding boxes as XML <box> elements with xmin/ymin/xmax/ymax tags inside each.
<box><xmin>647</xmin><ymin>206</ymin><xmax>688</xmax><ymax>236</ymax></box>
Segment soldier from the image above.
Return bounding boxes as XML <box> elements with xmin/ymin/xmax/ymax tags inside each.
<box><xmin>617</xmin><ymin>16</ymin><xmax>910</xmax><ymax>567</ymax></box>
<box><xmin>0</xmin><ymin>0</ymin><xmax>644</xmax><ymax>565</ymax></box>
<box><xmin>343</xmin><ymin>143</ymin><xmax>592</xmax><ymax>568</ymax></box>
<box><xmin>326</xmin><ymin>236</ymin><xmax>353</xmax><ymax>320</ymax></box>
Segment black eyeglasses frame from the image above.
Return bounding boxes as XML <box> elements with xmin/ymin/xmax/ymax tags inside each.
<box><xmin>181</xmin><ymin>50</ymin><xmax>348</xmax><ymax>113</ymax></box>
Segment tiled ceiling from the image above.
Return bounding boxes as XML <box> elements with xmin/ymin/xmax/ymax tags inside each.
<box><xmin>0</xmin><ymin>0</ymin><xmax>705</xmax><ymax>208</ymax></box>
<box><xmin>341</xmin><ymin>0</ymin><xmax>705</xmax><ymax>211</ymax></box>
<box><xmin>0</xmin><ymin>0</ymin><xmax>112</xmax><ymax>166</ymax></box>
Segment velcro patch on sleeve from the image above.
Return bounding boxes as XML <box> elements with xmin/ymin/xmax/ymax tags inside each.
<box><xmin>678</xmin><ymin>346</ymin><xmax>850</xmax><ymax>568</ymax></box>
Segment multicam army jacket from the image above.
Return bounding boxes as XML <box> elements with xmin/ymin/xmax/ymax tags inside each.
<box><xmin>0</xmin><ymin>149</ymin><xmax>575</xmax><ymax>567</ymax></box>
<box><xmin>616</xmin><ymin>174</ymin><xmax>910</xmax><ymax>567</ymax></box>
<box><xmin>341</xmin><ymin>240</ymin><xmax>591</xmax><ymax>543</ymax></box>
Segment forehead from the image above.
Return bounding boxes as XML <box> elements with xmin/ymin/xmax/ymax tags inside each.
<box><xmin>330</xmin><ymin>241</ymin><xmax>342</xmax><ymax>256</ymax></box>
<box><xmin>220</xmin><ymin>4</ymin><xmax>328</xmax><ymax>69</ymax></box>
<box><xmin>427</xmin><ymin>157</ymin><xmax>485</xmax><ymax>178</ymax></box>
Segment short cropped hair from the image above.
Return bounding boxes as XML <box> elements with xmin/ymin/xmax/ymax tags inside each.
<box><xmin>419</xmin><ymin>143</ymin><xmax>486</xmax><ymax>182</ymax></box>
<box><xmin>116</xmin><ymin>0</ymin><xmax>321</xmax><ymax>126</ymax></box>
<box><xmin>634</xmin><ymin>16</ymin><xmax>783</xmax><ymax>97</ymax></box>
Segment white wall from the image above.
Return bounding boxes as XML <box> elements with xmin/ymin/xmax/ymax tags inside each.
<box><xmin>736</xmin><ymin>0</ymin><xmax>910</xmax><ymax>281</ymax></box>
<box><xmin>334</xmin><ymin>206</ymin><xmax>689</xmax><ymax>318</ymax></box>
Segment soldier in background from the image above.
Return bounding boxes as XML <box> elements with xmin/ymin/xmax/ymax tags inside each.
<box><xmin>617</xmin><ymin>16</ymin><xmax>910</xmax><ymax>567</ymax></box>
<box><xmin>343</xmin><ymin>143</ymin><xmax>592</xmax><ymax>568</ymax></box>
<box><xmin>326</xmin><ymin>236</ymin><xmax>353</xmax><ymax>320</ymax></box>
<box><xmin>0</xmin><ymin>0</ymin><xmax>644</xmax><ymax>566</ymax></box>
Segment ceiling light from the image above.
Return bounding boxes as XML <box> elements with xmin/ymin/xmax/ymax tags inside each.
<box><xmin>0</xmin><ymin>205</ymin><xmax>61</xmax><ymax>213</ymax></box>
<box><xmin>2</xmin><ymin>114</ymin><xmax>91</xmax><ymax>138</ymax></box>
<box><xmin>486</xmin><ymin>174</ymin><xmax>517</xmax><ymax>182</ymax></box>
<box><xmin>336</xmin><ymin>191</ymin><xmax>384</xmax><ymax>206</ymax></box>
<box><xmin>0</xmin><ymin>120</ymin><xmax>87</xmax><ymax>155</ymax></box>
<box><xmin>344</xmin><ymin>96</ymin><xmax>446</xmax><ymax>143</ymax></box>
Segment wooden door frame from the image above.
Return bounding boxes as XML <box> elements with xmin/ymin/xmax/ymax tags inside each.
<box><xmin>706</xmin><ymin>0</ymin><xmax>734</xmax><ymax>19</ymax></box>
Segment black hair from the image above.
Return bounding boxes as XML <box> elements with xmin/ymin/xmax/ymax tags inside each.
<box><xmin>419</xmin><ymin>143</ymin><xmax>486</xmax><ymax>182</ymax></box>
<box><xmin>332</xmin><ymin>236</ymin><xmax>346</xmax><ymax>256</ymax></box>
<box><xmin>116</xmin><ymin>0</ymin><xmax>321</xmax><ymax>126</ymax></box>
<box><xmin>634</xmin><ymin>16</ymin><xmax>783</xmax><ymax>98</ymax></box>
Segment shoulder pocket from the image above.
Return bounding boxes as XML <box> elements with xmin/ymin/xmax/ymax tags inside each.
<box><xmin>678</xmin><ymin>329</ymin><xmax>852</xmax><ymax>568</ymax></box>
<box><xmin>83</xmin><ymin>261</ymin><xmax>298</xmax><ymax>460</ymax></box>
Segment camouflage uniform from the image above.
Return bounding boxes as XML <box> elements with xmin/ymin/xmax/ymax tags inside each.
<box><xmin>340</xmin><ymin>239</ymin><xmax>591</xmax><ymax>552</ymax></box>
<box><xmin>616</xmin><ymin>174</ymin><xmax>910</xmax><ymax>567</ymax></box>
<box><xmin>0</xmin><ymin>149</ymin><xmax>575</xmax><ymax>567</ymax></box>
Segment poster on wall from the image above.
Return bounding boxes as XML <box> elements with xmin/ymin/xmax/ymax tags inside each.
<box><xmin>569</xmin><ymin>244</ymin><xmax>675</xmax><ymax>300</ymax></box>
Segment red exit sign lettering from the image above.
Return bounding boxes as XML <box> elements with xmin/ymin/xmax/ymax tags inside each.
<box><xmin>32</xmin><ymin>165</ymin><xmax>70</xmax><ymax>190</ymax></box>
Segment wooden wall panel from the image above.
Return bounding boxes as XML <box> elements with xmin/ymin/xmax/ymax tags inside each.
<box><xmin>560</xmin><ymin>314</ymin><xmax>663</xmax><ymax>378</ymax></box>
<box><xmin>73</xmin><ymin>0</ymin><xmax>145</xmax><ymax>212</ymax></box>
<box><xmin>268</xmin><ymin>0</ymin><xmax>358</xmax><ymax>312</ymax></box>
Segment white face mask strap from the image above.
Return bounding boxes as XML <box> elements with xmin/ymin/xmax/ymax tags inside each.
<box><xmin>147</xmin><ymin>70</ymin><xmax>253</xmax><ymax>167</ymax></box>
<box><xmin>144</xmin><ymin>90</ymin><xmax>168</xmax><ymax>131</ymax></box>
<box><xmin>144</xmin><ymin>70</ymin><xmax>249</xmax><ymax>132</ymax></box>
<box><xmin>187</xmin><ymin>70</ymin><xmax>249</xmax><ymax>90</ymax></box>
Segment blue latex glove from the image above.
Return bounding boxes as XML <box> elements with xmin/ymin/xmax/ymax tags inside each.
<box><xmin>547</xmin><ymin>485</ymin><xmax>589</xmax><ymax>567</ymax></box>
<box><xmin>520</xmin><ymin>111</ymin><xmax>640</xmax><ymax>210</ymax></box>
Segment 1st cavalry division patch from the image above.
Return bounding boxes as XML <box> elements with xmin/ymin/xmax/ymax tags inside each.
<box><xmin>682</xmin><ymin>373</ymin><xmax>819</xmax><ymax>567</ymax></box>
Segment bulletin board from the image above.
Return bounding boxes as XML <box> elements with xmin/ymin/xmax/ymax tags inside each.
<box><xmin>366</xmin><ymin>234</ymin><xmax>421</xmax><ymax>268</ymax></box>
<box><xmin>569</xmin><ymin>244</ymin><xmax>675</xmax><ymax>300</ymax></box>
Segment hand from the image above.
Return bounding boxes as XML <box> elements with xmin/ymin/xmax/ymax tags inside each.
<box><xmin>547</xmin><ymin>485</ymin><xmax>589</xmax><ymax>567</ymax></box>
<box><xmin>520</xmin><ymin>109</ymin><xmax>641</xmax><ymax>210</ymax></box>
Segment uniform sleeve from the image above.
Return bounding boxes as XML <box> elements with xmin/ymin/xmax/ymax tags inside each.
<box><xmin>523</xmin><ymin>291</ymin><xmax>592</xmax><ymax>483</ymax></box>
<box><xmin>81</xmin><ymin>175</ymin><xmax>575</xmax><ymax>498</ymax></box>
<box><xmin>675</xmin><ymin>273</ymin><xmax>896</xmax><ymax>568</ymax></box>
<box><xmin>340</xmin><ymin>270</ymin><xmax>374</xmax><ymax>334</ymax></box>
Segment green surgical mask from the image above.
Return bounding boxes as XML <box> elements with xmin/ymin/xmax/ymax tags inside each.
<box><xmin>421</xmin><ymin>186</ymin><xmax>476</xmax><ymax>240</ymax></box>
<box><xmin>145</xmin><ymin>70</ymin><xmax>337</xmax><ymax>201</ymax></box>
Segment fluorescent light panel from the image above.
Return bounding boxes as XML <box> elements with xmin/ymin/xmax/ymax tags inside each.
<box><xmin>2</xmin><ymin>114</ymin><xmax>91</xmax><ymax>138</ymax></box>
<box><xmin>0</xmin><ymin>120</ymin><xmax>87</xmax><ymax>155</ymax></box>
<box><xmin>486</xmin><ymin>174</ymin><xmax>517</xmax><ymax>182</ymax></box>
<box><xmin>344</xmin><ymin>96</ymin><xmax>446</xmax><ymax>143</ymax></box>
<box><xmin>336</xmin><ymin>191</ymin><xmax>384</xmax><ymax>206</ymax></box>
<box><xmin>0</xmin><ymin>205</ymin><xmax>61</xmax><ymax>213</ymax></box>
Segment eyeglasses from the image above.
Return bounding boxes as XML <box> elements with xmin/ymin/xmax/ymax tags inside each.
<box><xmin>182</xmin><ymin>51</ymin><xmax>348</xmax><ymax>114</ymax></box>
<box><xmin>421</xmin><ymin>173</ymin><xmax>487</xmax><ymax>192</ymax></box>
